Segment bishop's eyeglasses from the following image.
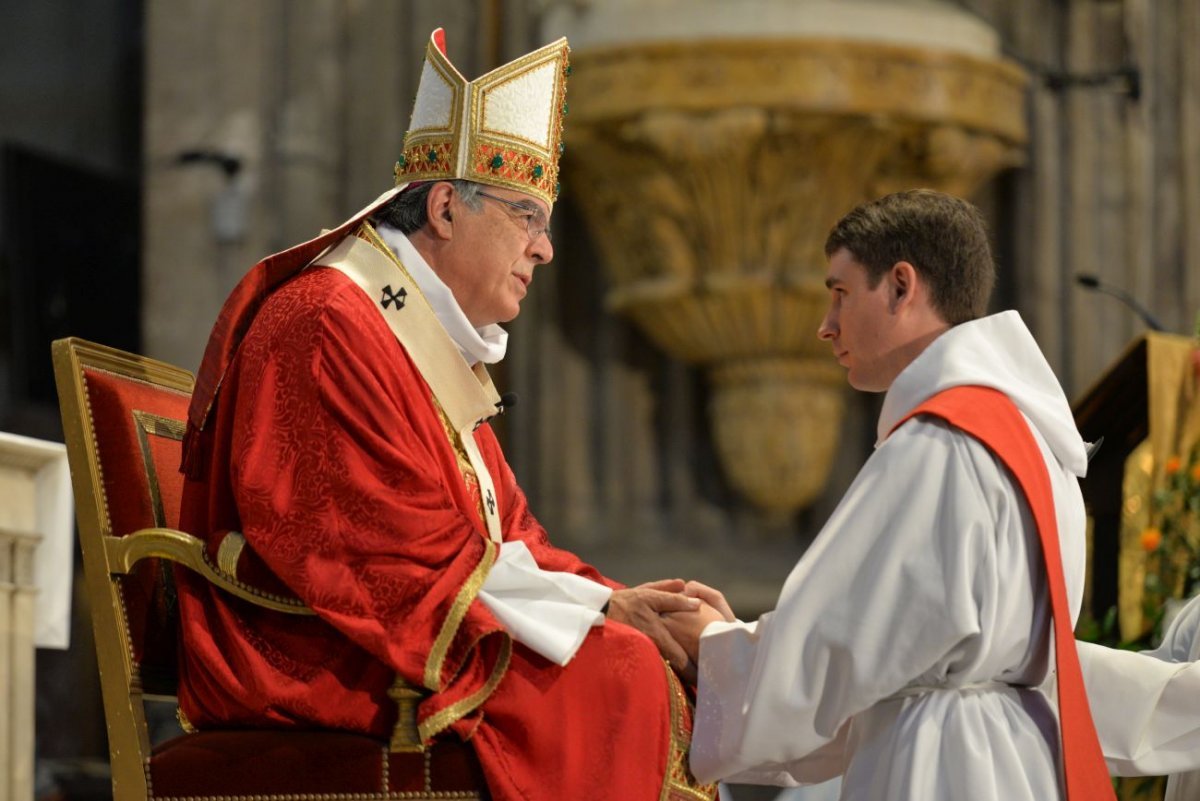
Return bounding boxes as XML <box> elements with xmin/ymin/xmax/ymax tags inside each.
<box><xmin>475</xmin><ymin>190</ymin><xmax>552</xmax><ymax>243</ymax></box>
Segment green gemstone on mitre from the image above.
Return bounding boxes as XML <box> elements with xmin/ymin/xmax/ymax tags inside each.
<box><xmin>397</xmin><ymin>154</ymin><xmax>407</xmax><ymax>167</ymax></box>
<box><xmin>427</xmin><ymin>149</ymin><xmax>437</xmax><ymax>163</ymax></box>
<box><xmin>532</xmin><ymin>164</ymin><xmax>544</xmax><ymax>179</ymax></box>
<box><xmin>491</xmin><ymin>154</ymin><xmax>504</xmax><ymax>169</ymax></box>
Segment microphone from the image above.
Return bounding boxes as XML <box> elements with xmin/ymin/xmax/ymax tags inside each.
<box><xmin>496</xmin><ymin>392</ymin><xmax>519</xmax><ymax>414</ymax></box>
<box><xmin>1075</xmin><ymin>274</ymin><xmax>1164</xmax><ymax>331</ymax></box>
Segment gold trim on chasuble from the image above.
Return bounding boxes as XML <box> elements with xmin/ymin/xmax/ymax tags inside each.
<box><xmin>423</xmin><ymin>538</ymin><xmax>498</xmax><ymax>692</ymax></box>
<box><xmin>435</xmin><ymin>403</ymin><xmax>488</xmax><ymax>525</ymax></box>
<box><xmin>315</xmin><ymin>223</ymin><xmax>511</xmax><ymax>735</ymax></box>
<box><xmin>660</xmin><ymin>663</ymin><xmax>719</xmax><ymax>801</ymax></box>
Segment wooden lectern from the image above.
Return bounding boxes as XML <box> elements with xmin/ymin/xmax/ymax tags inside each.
<box><xmin>1073</xmin><ymin>331</ymin><xmax>1200</xmax><ymax>638</ymax></box>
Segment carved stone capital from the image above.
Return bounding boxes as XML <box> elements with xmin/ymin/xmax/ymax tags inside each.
<box><xmin>565</xmin><ymin>36</ymin><xmax>1028</xmax><ymax>515</ymax></box>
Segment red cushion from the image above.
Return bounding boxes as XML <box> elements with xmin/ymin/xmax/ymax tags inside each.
<box><xmin>149</xmin><ymin>731</ymin><xmax>488</xmax><ymax>797</ymax></box>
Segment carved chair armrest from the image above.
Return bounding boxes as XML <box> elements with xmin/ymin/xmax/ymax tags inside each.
<box><xmin>107</xmin><ymin>526</ymin><xmax>427</xmax><ymax>750</ymax></box>
<box><xmin>105</xmin><ymin>527</ymin><xmax>312</xmax><ymax>614</ymax></box>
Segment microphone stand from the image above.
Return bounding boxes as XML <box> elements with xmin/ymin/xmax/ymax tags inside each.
<box><xmin>1074</xmin><ymin>274</ymin><xmax>1165</xmax><ymax>332</ymax></box>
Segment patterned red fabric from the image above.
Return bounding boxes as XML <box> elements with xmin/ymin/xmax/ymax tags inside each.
<box><xmin>84</xmin><ymin>366</ymin><xmax>191</xmax><ymax>690</ymax></box>
<box><xmin>177</xmin><ymin>265</ymin><xmax>697</xmax><ymax>800</ymax></box>
<box><xmin>184</xmin><ymin>204</ymin><xmax>387</xmax><ymax>474</ymax></box>
<box><xmin>898</xmin><ymin>385</ymin><xmax>1116</xmax><ymax>801</ymax></box>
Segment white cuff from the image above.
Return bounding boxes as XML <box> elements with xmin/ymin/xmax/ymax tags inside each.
<box><xmin>478</xmin><ymin>541</ymin><xmax>612</xmax><ymax>666</ymax></box>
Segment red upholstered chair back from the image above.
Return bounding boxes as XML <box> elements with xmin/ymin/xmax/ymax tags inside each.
<box><xmin>52</xmin><ymin>338</ymin><xmax>195</xmax><ymax>792</ymax></box>
<box><xmin>53</xmin><ymin>338</ymin><xmax>488</xmax><ymax>801</ymax></box>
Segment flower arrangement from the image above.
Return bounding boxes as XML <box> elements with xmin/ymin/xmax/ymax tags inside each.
<box><xmin>1140</xmin><ymin>443</ymin><xmax>1200</xmax><ymax>619</ymax></box>
<box><xmin>1139</xmin><ymin>312</ymin><xmax>1200</xmax><ymax>636</ymax></box>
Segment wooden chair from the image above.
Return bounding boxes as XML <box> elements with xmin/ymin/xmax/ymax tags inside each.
<box><xmin>52</xmin><ymin>337</ymin><xmax>487</xmax><ymax>801</ymax></box>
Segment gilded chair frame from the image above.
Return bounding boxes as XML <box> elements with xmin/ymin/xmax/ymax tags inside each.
<box><xmin>54</xmin><ymin>338</ymin><xmax>200</xmax><ymax>800</ymax></box>
<box><xmin>52</xmin><ymin>338</ymin><xmax>431</xmax><ymax>801</ymax></box>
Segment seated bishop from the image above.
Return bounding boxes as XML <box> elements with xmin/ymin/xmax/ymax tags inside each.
<box><xmin>176</xmin><ymin>28</ymin><xmax>716</xmax><ymax>801</ymax></box>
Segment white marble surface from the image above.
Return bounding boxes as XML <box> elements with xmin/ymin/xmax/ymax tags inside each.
<box><xmin>0</xmin><ymin>431</ymin><xmax>72</xmax><ymax>801</ymax></box>
<box><xmin>0</xmin><ymin>431</ymin><xmax>72</xmax><ymax>649</ymax></box>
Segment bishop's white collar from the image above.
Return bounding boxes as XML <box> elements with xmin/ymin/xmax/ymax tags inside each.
<box><xmin>375</xmin><ymin>223</ymin><xmax>508</xmax><ymax>365</ymax></box>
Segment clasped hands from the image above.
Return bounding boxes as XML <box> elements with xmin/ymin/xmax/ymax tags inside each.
<box><xmin>605</xmin><ymin>579</ymin><xmax>735</xmax><ymax>681</ymax></box>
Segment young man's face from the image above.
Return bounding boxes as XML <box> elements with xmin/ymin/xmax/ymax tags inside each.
<box><xmin>817</xmin><ymin>248</ymin><xmax>906</xmax><ymax>393</ymax></box>
<box><xmin>438</xmin><ymin>187</ymin><xmax>554</xmax><ymax>327</ymax></box>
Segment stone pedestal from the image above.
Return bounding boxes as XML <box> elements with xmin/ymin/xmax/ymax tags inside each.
<box><xmin>0</xmin><ymin>433</ymin><xmax>72</xmax><ymax>801</ymax></box>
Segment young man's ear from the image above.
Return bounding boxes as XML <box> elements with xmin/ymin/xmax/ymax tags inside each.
<box><xmin>425</xmin><ymin>182</ymin><xmax>456</xmax><ymax>240</ymax></box>
<box><xmin>889</xmin><ymin>261</ymin><xmax>917</xmax><ymax>311</ymax></box>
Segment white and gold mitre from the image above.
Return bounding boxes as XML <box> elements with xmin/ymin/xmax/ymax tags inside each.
<box><xmin>395</xmin><ymin>29</ymin><xmax>570</xmax><ymax>207</ymax></box>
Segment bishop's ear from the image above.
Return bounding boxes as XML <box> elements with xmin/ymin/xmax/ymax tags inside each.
<box><xmin>425</xmin><ymin>181</ymin><xmax>457</xmax><ymax>240</ymax></box>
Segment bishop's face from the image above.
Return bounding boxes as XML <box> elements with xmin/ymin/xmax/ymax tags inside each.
<box><xmin>436</xmin><ymin>187</ymin><xmax>554</xmax><ymax>327</ymax></box>
<box><xmin>817</xmin><ymin>248</ymin><xmax>907</xmax><ymax>393</ymax></box>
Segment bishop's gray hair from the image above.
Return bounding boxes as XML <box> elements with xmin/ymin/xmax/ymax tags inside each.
<box><xmin>371</xmin><ymin>179</ymin><xmax>483</xmax><ymax>234</ymax></box>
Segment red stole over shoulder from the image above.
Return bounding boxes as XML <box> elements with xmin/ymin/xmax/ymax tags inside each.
<box><xmin>893</xmin><ymin>385</ymin><xmax>1114</xmax><ymax>801</ymax></box>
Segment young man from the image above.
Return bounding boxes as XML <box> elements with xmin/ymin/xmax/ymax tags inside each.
<box><xmin>176</xmin><ymin>29</ymin><xmax>715</xmax><ymax>801</ymax></box>
<box><xmin>668</xmin><ymin>189</ymin><xmax>1108</xmax><ymax>799</ymax></box>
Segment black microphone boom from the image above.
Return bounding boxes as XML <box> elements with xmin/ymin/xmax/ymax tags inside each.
<box><xmin>1074</xmin><ymin>274</ymin><xmax>1164</xmax><ymax>332</ymax></box>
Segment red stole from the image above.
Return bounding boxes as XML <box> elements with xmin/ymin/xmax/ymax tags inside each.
<box><xmin>894</xmin><ymin>385</ymin><xmax>1114</xmax><ymax>801</ymax></box>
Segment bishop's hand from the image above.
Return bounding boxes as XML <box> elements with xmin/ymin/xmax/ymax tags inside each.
<box><xmin>606</xmin><ymin>579</ymin><xmax>699</xmax><ymax>672</ymax></box>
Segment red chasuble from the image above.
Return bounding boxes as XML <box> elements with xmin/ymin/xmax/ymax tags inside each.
<box><xmin>177</xmin><ymin>261</ymin><xmax>711</xmax><ymax>800</ymax></box>
<box><xmin>897</xmin><ymin>385</ymin><xmax>1115</xmax><ymax>801</ymax></box>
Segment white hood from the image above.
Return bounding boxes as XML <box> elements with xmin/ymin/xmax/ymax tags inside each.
<box><xmin>877</xmin><ymin>310</ymin><xmax>1089</xmax><ymax>477</ymax></box>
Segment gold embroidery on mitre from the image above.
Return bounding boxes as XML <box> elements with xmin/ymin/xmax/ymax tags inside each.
<box><xmin>396</xmin><ymin>28</ymin><xmax>569</xmax><ymax>207</ymax></box>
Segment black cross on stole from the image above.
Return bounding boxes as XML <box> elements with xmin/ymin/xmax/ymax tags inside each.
<box><xmin>380</xmin><ymin>284</ymin><xmax>407</xmax><ymax>310</ymax></box>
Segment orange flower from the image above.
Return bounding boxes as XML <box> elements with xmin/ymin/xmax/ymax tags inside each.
<box><xmin>1165</xmin><ymin>455</ymin><xmax>1183</xmax><ymax>475</ymax></box>
<box><xmin>1141</xmin><ymin>527</ymin><xmax>1163</xmax><ymax>552</ymax></box>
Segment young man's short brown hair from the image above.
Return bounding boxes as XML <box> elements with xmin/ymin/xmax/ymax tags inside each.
<box><xmin>823</xmin><ymin>189</ymin><xmax>995</xmax><ymax>325</ymax></box>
